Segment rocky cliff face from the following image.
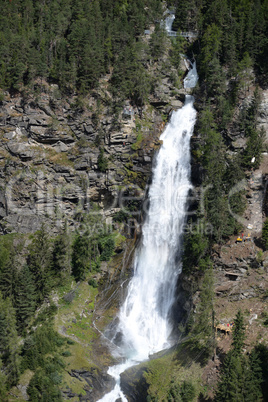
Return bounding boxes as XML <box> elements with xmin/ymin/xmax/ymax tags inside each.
<box><xmin>0</xmin><ymin>57</ymin><xmax>188</xmax><ymax>236</ymax></box>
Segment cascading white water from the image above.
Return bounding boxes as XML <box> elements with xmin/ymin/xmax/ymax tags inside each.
<box><xmin>184</xmin><ymin>61</ymin><xmax>198</xmax><ymax>89</ymax></box>
<box><xmin>165</xmin><ymin>12</ymin><xmax>175</xmax><ymax>33</ymax></box>
<box><xmin>98</xmin><ymin>64</ymin><xmax>198</xmax><ymax>402</ymax></box>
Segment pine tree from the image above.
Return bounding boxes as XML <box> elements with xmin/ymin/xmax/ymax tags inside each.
<box><xmin>52</xmin><ymin>221</ymin><xmax>72</xmax><ymax>281</ymax></box>
<box><xmin>27</xmin><ymin>224</ymin><xmax>53</xmax><ymax>302</ymax></box>
<box><xmin>0</xmin><ymin>243</ymin><xmax>16</xmax><ymax>299</ymax></box>
<box><xmin>242</xmin><ymin>127</ymin><xmax>265</xmax><ymax>169</ymax></box>
<box><xmin>200</xmin><ymin>24</ymin><xmax>222</xmax><ymax>79</ymax></box>
<box><xmin>182</xmin><ymin>227</ymin><xmax>210</xmax><ymax>273</ymax></box>
<box><xmin>188</xmin><ymin>267</ymin><xmax>215</xmax><ymax>356</ymax></box>
<box><xmin>180</xmin><ymin>380</ymin><xmax>195</xmax><ymax>402</ymax></box>
<box><xmin>0</xmin><ymin>293</ymin><xmax>21</xmax><ymax>387</ymax></box>
<box><xmin>71</xmin><ymin>231</ymin><xmax>91</xmax><ymax>281</ymax></box>
<box><xmin>243</xmin><ymin>348</ymin><xmax>263</xmax><ymax>401</ymax></box>
<box><xmin>254</xmin><ymin>343</ymin><xmax>268</xmax><ymax>398</ymax></box>
<box><xmin>97</xmin><ymin>147</ymin><xmax>109</xmax><ymax>172</ymax></box>
<box><xmin>14</xmin><ymin>265</ymin><xmax>36</xmax><ymax>333</ymax></box>
<box><xmin>27</xmin><ymin>367</ymin><xmax>63</xmax><ymax>401</ymax></box>
<box><xmin>0</xmin><ymin>358</ymin><xmax>8</xmax><ymax>401</ymax></box>
<box><xmin>232</xmin><ymin>310</ymin><xmax>246</xmax><ymax>356</ymax></box>
<box><xmin>149</xmin><ymin>24</ymin><xmax>166</xmax><ymax>61</ymax></box>
<box><xmin>237</xmin><ymin>52</ymin><xmax>254</xmax><ymax>95</ymax></box>
<box><xmin>262</xmin><ymin>219</ymin><xmax>268</xmax><ymax>250</ymax></box>
<box><xmin>215</xmin><ymin>311</ymin><xmax>252</xmax><ymax>401</ymax></box>
<box><xmin>215</xmin><ymin>352</ymin><xmax>245</xmax><ymax>401</ymax></box>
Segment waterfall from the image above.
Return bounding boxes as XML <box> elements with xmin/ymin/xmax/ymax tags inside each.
<box><xmin>184</xmin><ymin>61</ymin><xmax>198</xmax><ymax>89</ymax></box>
<box><xmin>98</xmin><ymin>64</ymin><xmax>198</xmax><ymax>402</ymax></box>
<box><xmin>165</xmin><ymin>12</ymin><xmax>175</xmax><ymax>33</ymax></box>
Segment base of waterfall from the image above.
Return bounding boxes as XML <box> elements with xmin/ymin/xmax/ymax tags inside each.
<box><xmin>99</xmin><ymin>343</ymin><xmax>178</xmax><ymax>402</ymax></box>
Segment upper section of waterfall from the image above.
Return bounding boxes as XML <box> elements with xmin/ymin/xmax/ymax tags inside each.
<box><xmin>165</xmin><ymin>13</ymin><xmax>175</xmax><ymax>33</ymax></box>
<box><xmin>184</xmin><ymin>61</ymin><xmax>198</xmax><ymax>89</ymax></box>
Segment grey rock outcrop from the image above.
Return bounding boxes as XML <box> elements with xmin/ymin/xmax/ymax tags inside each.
<box><xmin>258</xmin><ymin>89</ymin><xmax>268</xmax><ymax>141</ymax></box>
<box><xmin>0</xmin><ymin>72</ymin><xmax>185</xmax><ymax>234</ymax></box>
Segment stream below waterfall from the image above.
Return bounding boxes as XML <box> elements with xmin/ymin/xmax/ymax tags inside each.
<box><xmin>97</xmin><ymin>62</ymin><xmax>198</xmax><ymax>401</ymax></box>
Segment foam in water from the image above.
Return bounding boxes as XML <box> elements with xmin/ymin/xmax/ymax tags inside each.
<box><xmin>98</xmin><ymin>66</ymin><xmax>198</xmax><ymax>402</ymax></box>
<box><xmin>184</xmin><ymin>61</ymin><xmax>198</xmax><ymax>88</ymax></box>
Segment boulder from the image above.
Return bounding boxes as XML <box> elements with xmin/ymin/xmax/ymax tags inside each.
<box><xmin>28</xmin><ymin>114</ymin><xmax>50</xmax><ymax>126</ymax></box>
<box><xmin>7</xmin><ymin>142</ymin><xmax>34</xmax><ymax>160</ymax></box>
<box><xmin>231</xmin><ymin>137</ymin><xmax>247</xmax><ymax>150</ymax></box>
<box><xmin>37</xmin><ymin>103</ymin><xmax>54</xmax><ymax>117</ymax></box>
<box><xmin>143</xmin><ymin>156</ymin><xmax>151</xmax><ymax>163</ymax></box>
<box><xmin>3</xmin><ymin>214</ymin><xmax>43</xmax><ymax>234</ymax></box>
<box><xmin>258</xmin><ymin>89</ymin><xmax>268</xmax><ymax>141</ymax></box>
<box><xmin>170</xmin><ymin>99</ymin><xmax>183</xmax><ymax>109</ymax></box>
<box><xmin>120</xmin><ymin>364</ymin><xmax>149</xmax><ymax>402</ymax></box>
<box><xmin>53</xmin><ymin>141</ymin><xmax>69</xmax><ymax>152</ymax></box>
<box><xmin>69</xmin><ymin>368</ymin><xmax>115</xmax><ymax>401</ymax></box>
<box><xmin>84</xmin><ymin>124</ymin><xmax>95</xmax><ymax>134</ymax></box>
<box><xmin>30</xmin><ymin>125</ymin><xmax>74</xmax><ymax>144</ymax></box>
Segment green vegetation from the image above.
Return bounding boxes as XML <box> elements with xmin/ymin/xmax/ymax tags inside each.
<box><xmin>215</xmin><ymin>311</ymin><xmax>264</xmax><ymax>401</ymax></box>
<box><xmin>72</xmin><ymin>227</ymin><xmax>115</xmax><ymax>280</ymax></box>
<box><xmin>262</xmin><ymin>218</ymin><xmax>268</xmax><ymax>250</ymax></box>
<box><xmin>0</xmin><ymin>209</ymin><xmax>119</xmax><ymax>398</ymax></box>
<box><xmin>21</xmin><ymin>324</ymin><xmax>66</xmax><ymax>401</ymax></box>
<box><xmin>0</xmin><ymin>0</ymin><xmax>163</xmax><ymax>104</ymax></box>
<box><xmin>143</xmin><ymin>344</ymin><xmax>204</xmax><ymax>401</ymax></box>
<box><xmin>52</xmin><ymin>221</ymin><xmax>72</xmax><ymax>281</ymax></box>
<box><xmin>182</xmin><ymin>0</ymin><xmax>266</xmax><ymax>273</ymax></box>
<box><xmin>97</xmin><ymin>147</ymin><xmax>109</xmax><ymax>172</ymax></box>
<box><xmin>170</xmin><ymin>2</ymin><xmax>268</xmax><ymax>400</ymax></box>
<box><xmin>131</xmin><ymin>132</ymin><xmax>144</xmax><ymax>151</ymax></box>
<box><xmin>186</xmin><ymin>267</ymin><xmax>215</xmax><ymax>358</ymax></box>
<box><xmin>27</xmin><ymin>224</ymin><xmax>53</xmax><ymax>302</ymax></box>
<box><xmin>0</xmin><ymin>292</ymin><xmax>20</xmax><ymax>387</ymax></box>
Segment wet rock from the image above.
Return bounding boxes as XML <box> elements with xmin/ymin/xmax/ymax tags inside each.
<box><xmin>143</xmin><ymin>156</ymin><xmax>151</xmax><ymax>163</ymax></box>
<box><xmin>170</xmin><ymin>99</ymin><xmax>183</xmax><ymax>109</ymax></box>
<box><xmin>69</xmin><ymin>368</ymin><xmax>116</xmax><ymax>401</ymax></box>
<box><xmin>120</xmin><ymin>364</ymin><xmax>149</xmax><ymax>402</ymax></box>
<box><xmin>62</xmin><ymin>390</ymin><xmax>76</xmax><ymax>399</ymax></box>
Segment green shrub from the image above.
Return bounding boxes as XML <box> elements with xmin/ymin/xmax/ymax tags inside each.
<box><xmin>21</xmin><ymin>324</ymin><xmax>64</xmax><ymax>371</ymax></box>
<box><xmin>113</xmin><ymin>210</ymin><xmax>130</xmax><ymax>223</ymax></box>
<box><xmin>262</xmin><ymin>219</ymin><xmax>268</xmax><ymax>250</ymax></box>
<box><xmin>88</xmin><ymin>278</ymin><xmax>98</xmax><ymax>288</ymax></box>
<box><xmin>97</xmin><ymin>148</ymin><xmax>108</xmax><ymax>172</ymax></box>
<box><xmin>99</xmin><ymin>237</ymin><xmax>115</xmax><ymax>261</ymax></box>
<box><xmin>61</xmin><ymin>350</ymin><xmax>72</xmax><ymax>357</ymax></box>
<box><xmin>27</xmin><ymin>360</ymin><xmax>64</xmax><ymax>401</ymax></box>
<box><xmin>180</xmin><ymin>381</ymin><xmax>195</xmax><ymax>402</ymax></box>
